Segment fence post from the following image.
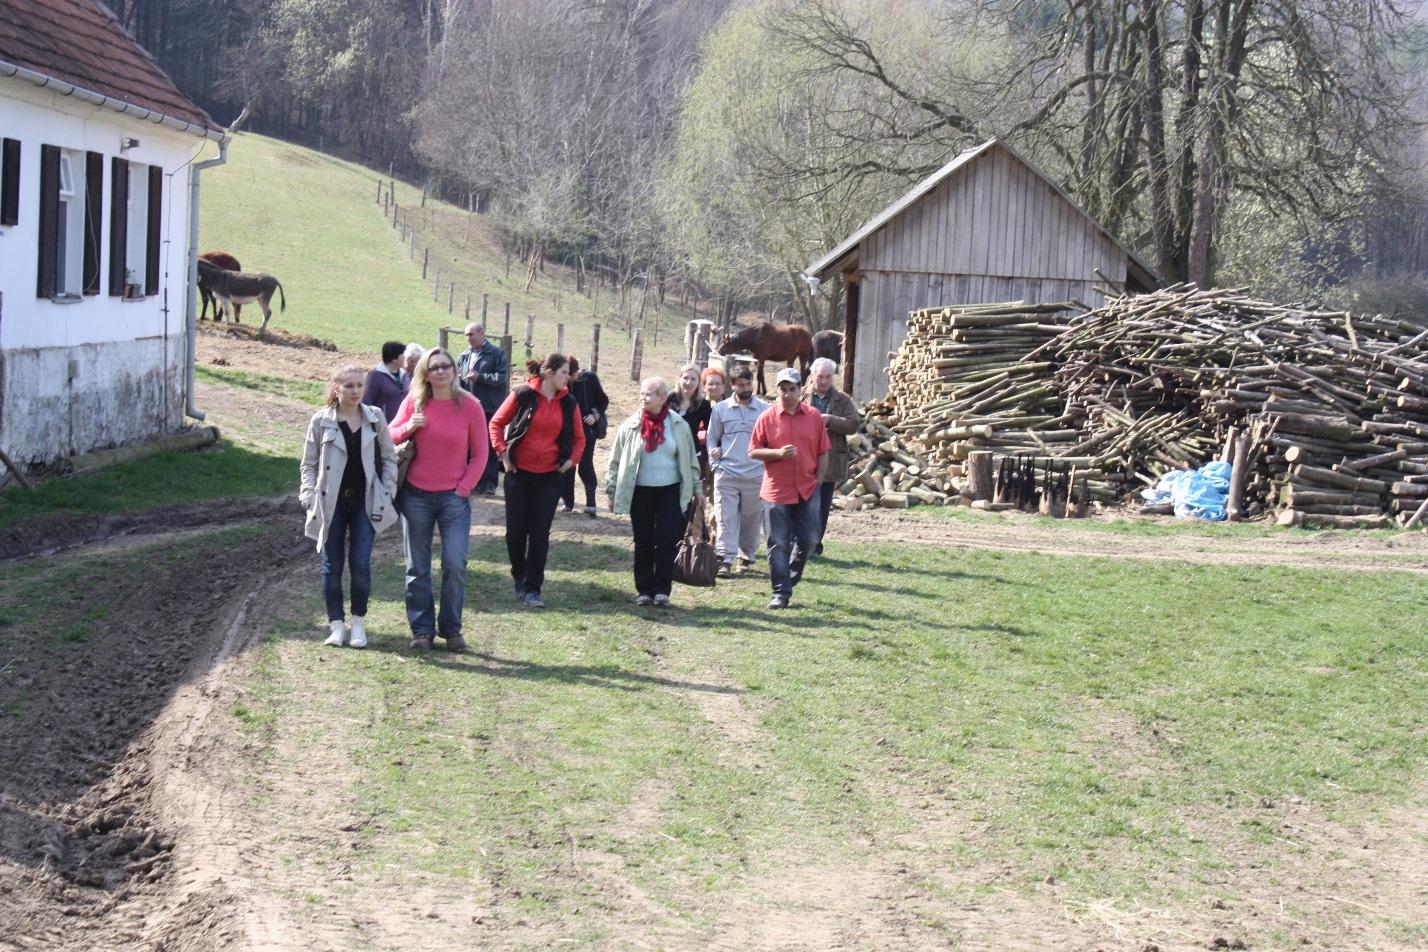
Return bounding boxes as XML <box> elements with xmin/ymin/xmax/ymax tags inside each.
<box><xmin>465</xmin><ymin>292</ymin><xmax>471</xmax><ymax>322</ymax></box>
<box><xmin>524</xmin><ymin>315</ymin><xmax>535</xmax><ymax>359</ymax></box>
<box><xmin>392</xmin><ymin>202</ymin><xmax>399</xmax><ymax>227</ymax></box>
<box><xmin>590</xmin><ymin>323</ymin><xmax>600</xmax><ymax>374</ymax></box>
<box><xmin>408</xmin><ymin>232</ymin><xmax>414</xmax><ymax>259</ymax></box>
<box><xmin>556</xmin><ymin>322</ymin><xmax>565</xmax><ymax>355</ymax></box>
<box><xmin>375</xmin><ymin>180</ymin><xmax>382</xmax><ymax>204</ymax></box>
<box><xmin>421</xmin><ymin>248</ymin><xmax>429</xmax><ymax>280</ymax></box>
<box><xmin>501</xmin><ymin>334</ymin><xmax>513</xmax><ymax>368</ymax></box>
<box><xmin>438</xmin><ymin>327</ymin><xmax>451</xmax><ymax>351</ymax></box>
<box><xmin>503</xmin><ymin>302</ymin><xmax>511</xmax><ymax>337</ymax></box>
<box><xmin>447</xmin><ymin>284</ymin><xmax>454</xmax><ymax>314</ymax></box>
<box><xmin>481</xmin><ymin>293</ymin><xmax>489</xmax><ymax>325</ymax></box>
<box><xmin>629</xmin><ymin>328</ymin><xmax>643</xmax><ymax>382</ymax></box>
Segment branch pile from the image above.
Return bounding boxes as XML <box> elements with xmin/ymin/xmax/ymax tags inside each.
<box><xmin>838</xmin><ymin>288</ymin><xmax>1428</xmax><ymax>525</ymax></box>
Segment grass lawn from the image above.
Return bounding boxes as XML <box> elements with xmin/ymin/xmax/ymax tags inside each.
<box><xmin>236</xmin><ymin>534</ymin><xmax>1428</xmax><ymax>946</ymax></box>
<box><xmin>201</xmin><ymin>133</ymin><xmax>697</xmax><ymax>374</ymax></box>
<box><xmin>0</xmin><ymin>440</ymin><xmax>294</xmax><ymax>530</ymax></box>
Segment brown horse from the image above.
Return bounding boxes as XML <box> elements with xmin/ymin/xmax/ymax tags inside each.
<box><xmin>198</xmin><ymin>250</ymin><xmax>241</xmax><ymax>322</ymax></box>
<box><xmin>717</xmin><ymin>323</ymin><xmax>814</xmax><ymax>395</ymax></box>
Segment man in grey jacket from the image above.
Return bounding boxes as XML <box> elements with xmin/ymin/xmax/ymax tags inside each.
<box><xmin>706</xmin><ymin>367</ymin><xmax>770</xmax><ymax>577</ymax></box>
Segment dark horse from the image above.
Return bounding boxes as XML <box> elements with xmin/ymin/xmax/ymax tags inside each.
<box><xmin>198</xmin><ymin>250</ymin><xmax>241</xmax><ymax>322</ymax></box>
<box><xmin>811</xmin><ymin>330</ymin><xmax>843</xmax><ymax>366</ymax></box>
<box><xmin>717</xmin><ymin>323</ymin><xmax>814</xmax><ymax>395</ymax></box>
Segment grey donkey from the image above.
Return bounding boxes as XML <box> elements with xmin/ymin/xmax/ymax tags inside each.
<box><xmin>196</xmin><ymin>258</ymin><xmax>287</xmax><ymax>331</ymax></box>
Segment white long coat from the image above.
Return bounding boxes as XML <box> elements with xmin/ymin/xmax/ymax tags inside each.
<box><xmin>299</xmin><ymin>404</ymin><xmax>399</xmax><ymax>550</ymax></box>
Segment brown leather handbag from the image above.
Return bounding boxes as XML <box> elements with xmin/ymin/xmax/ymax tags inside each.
<box><xmin>673</xmin><ymin>494</ymin><xmax>718</xmax><ymax>587</ymax></box>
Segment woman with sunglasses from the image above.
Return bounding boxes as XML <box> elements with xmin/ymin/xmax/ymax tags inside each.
<box><xmin>389</xmin><ymin>347</ymin><xmax>489</xmax><ymax>652</ymax></box>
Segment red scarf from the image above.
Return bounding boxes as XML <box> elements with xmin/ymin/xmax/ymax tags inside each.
<box><xmin>640</xmin><ymin>405</ymin><xmax>669</xmax><ymax>453</ymax></box>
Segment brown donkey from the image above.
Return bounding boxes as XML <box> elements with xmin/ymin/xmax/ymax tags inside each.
<box><xmin>197</xmin><ymin>250</ymin><xmax>241</xmax><ymax>322</ymax></box>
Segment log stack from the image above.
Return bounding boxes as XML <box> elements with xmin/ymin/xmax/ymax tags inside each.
<box><xmin>837</xmin><ymin>287</ymin><xmax>1428</xmax><ymax>526</ymax></box>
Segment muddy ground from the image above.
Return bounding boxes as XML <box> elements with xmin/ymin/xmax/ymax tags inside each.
<box><xmin>1</xmin><ymin>326</ymin><xmax>1425</xmax><ymax>950</ymax></box>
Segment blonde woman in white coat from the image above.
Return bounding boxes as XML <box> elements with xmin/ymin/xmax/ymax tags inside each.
<box><xmin>300</xmin><ymin>364</ymin><xmax>399</xmax><ymax>648</ymax></box>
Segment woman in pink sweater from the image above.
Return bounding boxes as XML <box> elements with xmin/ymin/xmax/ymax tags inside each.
<box><xmin>389</xmin><ymin>347</ymin><xmax>489</xmax><ymax>652</ymax></box>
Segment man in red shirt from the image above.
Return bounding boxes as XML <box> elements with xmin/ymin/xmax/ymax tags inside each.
<box><xmin>749</xmin><ymin>367</ymin><xmax>830</xmax><ymax>609</ymax></box>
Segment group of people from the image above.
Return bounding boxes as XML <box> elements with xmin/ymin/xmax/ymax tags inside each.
<box><xmin>298</xmin><ymin>321</ymin><xmax>861</xmax><ymax>651</ymax></box>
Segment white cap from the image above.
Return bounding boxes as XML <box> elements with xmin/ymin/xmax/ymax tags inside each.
<box><xmin>775</xmin><ymin>367</ymin><xmax>802</xmax><ymax>387</ymax></box>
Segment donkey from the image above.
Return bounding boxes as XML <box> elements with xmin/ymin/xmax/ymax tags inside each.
<box><xmin>196</xmin><ymin>258</ymin><xmax>287</xmax><ymax>332</ymax></box>
<box><xmin>197</xmin><ymin>250</ymin><xmax>241</xmax><ymax>322</ymax></box>
<box><xmin>717</xmin><ymin>323</ymin><xmax>814</xmax><ymax>395</ymax></box>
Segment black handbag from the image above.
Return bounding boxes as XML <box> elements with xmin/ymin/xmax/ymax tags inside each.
<box><xmin>673</xmin><ymin>494</ymin><xmax>718</xmax><ymax>587</ymax></box>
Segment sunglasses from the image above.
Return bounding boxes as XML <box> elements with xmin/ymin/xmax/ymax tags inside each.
<box><xmin>428</xmin><ymin>362</ymin><xmax>455</xmax><ymax>371</ymax></box>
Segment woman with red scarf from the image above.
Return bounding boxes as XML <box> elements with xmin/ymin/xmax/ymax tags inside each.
<box><xmin>604</xmin><ymin>377</ymin><xmax>701</xmax><ymax>607</ymax></box>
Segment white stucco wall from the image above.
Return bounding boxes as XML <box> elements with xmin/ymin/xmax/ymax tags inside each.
<box><xmin>0</xmin><ymin>77</ymin><xmax>210</xmax><ymax>464</ymax></box>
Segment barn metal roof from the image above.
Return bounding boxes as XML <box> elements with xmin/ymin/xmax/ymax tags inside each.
<box><xmin>0</xmin><ymin>0</ymin><xmax>221</xmax><ymax>136</ymax></box>
<box><xmin>805</xmin><ymin>137</ymin><xmax>1159</xmax><ymax>288</ymax></box>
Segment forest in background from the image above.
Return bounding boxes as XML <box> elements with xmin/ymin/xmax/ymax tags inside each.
<box><xmin>113</xmin><ymin>0</ymin><xmax>1428</xmax><ymax>326</ymax></box>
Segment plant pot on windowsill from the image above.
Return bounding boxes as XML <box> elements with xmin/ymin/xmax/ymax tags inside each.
<box><xmin>123</xmin><ymin>283</ymin><xmax>144</xmax><ymax>300</ymax></box>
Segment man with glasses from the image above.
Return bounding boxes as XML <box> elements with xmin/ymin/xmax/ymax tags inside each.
<box><xmin>457</xmin><ymin>323</ymin><xmax>509</xmax><ymax>494</ymax></box>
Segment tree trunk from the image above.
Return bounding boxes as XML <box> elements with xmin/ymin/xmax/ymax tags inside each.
<box><xmin>1138</xmin><ymin>0</ymin><xmax>1177</xmax><ymax>281</ymax></box>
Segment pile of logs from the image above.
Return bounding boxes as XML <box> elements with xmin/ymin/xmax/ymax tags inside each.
<box><xmin>839</xmin><ymin>287</ymin><xmax>1428</xmax><ymax>526</ymax></box>
<box><xmin>833</xmin><ymin>417</ymin><xmax>955</xmax><ymax>509</ymax></box>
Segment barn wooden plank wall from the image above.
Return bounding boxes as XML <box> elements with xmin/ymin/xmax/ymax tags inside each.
<box><xmin>849</xmin><ymin>146</ymin><xmax>1131</xmax><ymax>402</ymax></box>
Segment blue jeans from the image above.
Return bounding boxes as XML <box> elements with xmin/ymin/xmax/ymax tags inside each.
<box><xmin>767</xmin><ymin>493</ymin><xmax>821</xmax><ymax>599</ymax></box>
<box><xmin>400</xmin><ymin>487</ymin><xmax>472</xmax><ymax>636</ymax></box>
<box><xmin>322</xmin><ymin>493</ymin><xmax>375</xmax><ymax>621</ymax></box>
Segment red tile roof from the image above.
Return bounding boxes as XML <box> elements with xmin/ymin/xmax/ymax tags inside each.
<box><xmin>0</xmin><ymin>0</ymin><xmax>220</xmax><ymax>135</ymax></box>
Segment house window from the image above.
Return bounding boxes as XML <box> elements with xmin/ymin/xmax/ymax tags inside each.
<box><xmin>37</xmin><ymin>146</ymin><xmax>102</xmax><ymax>299</ymax></box>
<box><xmin>55</xmin><ymin>151</ymin><xmax>82</xmax><ymax>295</ymax></box>
<box><xmin>127</xmin><ymin>163</ymin><xmax>148</xmax><ymax>289</ymax></box>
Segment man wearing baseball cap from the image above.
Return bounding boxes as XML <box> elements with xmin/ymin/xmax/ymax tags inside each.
<box><xmin>747</xmin><ymin>367</ymin><xmax>830</xmax><ymax>609</ymax></box>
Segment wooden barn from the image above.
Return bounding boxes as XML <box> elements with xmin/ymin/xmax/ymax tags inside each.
<box><xmin>805</xmin><ymin>138</ymin><xmax>1158</xmax><ymax>402</ymax></box>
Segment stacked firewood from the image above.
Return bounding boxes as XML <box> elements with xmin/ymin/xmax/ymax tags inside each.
<box><xmin>1052</xmin><ymin>286</ymin><xmax>1428</xmax><ymax>526</ymax></box>
<box><xmin>833</xmin><ymin>417</ymin><xmax>955</xmax><ymax>509</ymax></box>
<box><xmin>840</xmin><ymin>287</ymin><xmax>1428</xmax><ymax>526</ymax></box>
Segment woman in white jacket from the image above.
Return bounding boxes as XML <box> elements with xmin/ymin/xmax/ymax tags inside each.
<box><xmin>300</xmin><ymin>364</ymin><xmax>399</xmax><ymax>648</ymax></box>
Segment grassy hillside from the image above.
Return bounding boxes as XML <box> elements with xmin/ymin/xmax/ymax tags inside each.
<box><xmin>200</xmin><ymin>134</ymin><xmax>694</xmax><ymax>376</ymax></box>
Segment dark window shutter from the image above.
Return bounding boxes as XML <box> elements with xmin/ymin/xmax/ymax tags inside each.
<box><xmin>145</xmin><ymin>165</ymin><xmax>162</xmax><ymax>295</ymax></box>
<box><xmin>1</xmin><ymin>138</ymin><xmax>19</xmax><ymax>226</ymax></box>
<box><xmin>36</xmin><ymin>144</ymin><xmax>60</xmax><ymax>298</ymax></box>
<box><xmin>83</xmin><ymin>150</ymin><xmax>103</xmax><ymax>295</ymax></box>
<box><xmin>109</xmin><ymin>157</ymin><xmax>129</xmax><ymax>296</ymax></box>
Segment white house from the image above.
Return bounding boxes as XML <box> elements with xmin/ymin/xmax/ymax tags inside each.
<box><xmin>0</xmin><ymin>0</ymin><xmax>228</xmax><ymax>466</ymax></box>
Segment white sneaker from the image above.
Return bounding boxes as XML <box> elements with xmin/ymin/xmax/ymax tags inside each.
<box><xmin>324</xmin><ymin>620</ymin><xmax>346</xmax><ymax>647</ymax></box>
<box><xmin>348</xmin><ymin>617</ymin><xmax>367</xmax><ymax>649</ymax></box>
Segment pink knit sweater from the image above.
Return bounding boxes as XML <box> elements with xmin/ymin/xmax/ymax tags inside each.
<box><xmin>389</xmin><ymin>392</ymin><xmax>490</xmax><ymax>496</ymax></box>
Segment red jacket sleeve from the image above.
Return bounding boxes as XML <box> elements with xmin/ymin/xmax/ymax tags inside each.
<box><xmin>568</xmin><ymin>400</ymin><xmax>586</xmax><ymax>465</ymax></box>
<box><xmin>488</xmin><ymin>392</ymin><xmax>518</xmax><ymax>455</ymax></box>
<box><xmin>457</xmin><ymin>400</ymin><xmax>490</xmax><ymax>496</ymax></box>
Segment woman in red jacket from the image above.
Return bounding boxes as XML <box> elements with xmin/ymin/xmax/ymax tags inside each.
<box><xmin>489</xmin><ymin>355</ymin><xmax>585</xmax><ymax>608</ymax></box>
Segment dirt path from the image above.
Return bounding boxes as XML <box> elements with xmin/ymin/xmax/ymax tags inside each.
<box><xmin>836</xmin><ymin>507</ymin><xmax>1428</xmax><ymax>573</ymax></box>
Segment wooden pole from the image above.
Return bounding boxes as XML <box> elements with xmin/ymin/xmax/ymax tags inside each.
<box><xmin>503</xmin><ymin>302</ymin><xmax>510</xmax><ymax>337</ymax></box>
<box><xmin>1405</xmin><ymin>496</ymin><xmax>1428</xmax><ymax>530</ymax></box>
<box><xmin>629</xmin><ymin>328</ymin><xmax>643</xmax><ymax>382</ymax></box>
<box><xmin>481</xmin><ymin>293</ymin><xmax>489</xmax><ymax>326</ymax></box>
<box><xmin>422</xmin><ymin>248</ymin><xmax>429</xmax><ymax>280</ymax></box>
<box><xmin>465</xmin><ymin>292</ymin><xmax>471</xmax><ymax>322</ymax></box>
<box><xmin>438</xmin><ymin>327</ymin><xmax>450</xmax><ymax>351</ymax></box>
<box><xmin>375</xmin><ymin>180</ymin><xmax>382</xmax><ymax>204</ymax></box>
<box><xmin>524</xmin><ymin>314</ymin><xmax>535</xmax><ymax>359</ymax></box>
<box><xmin>501</xmin><ymin>334</ymin><xmax>513</xmax><ymax>368</ymax></box>
<box><xmin>590</xmin><ymin>323</ymin><xmax>600</xmax><ymax>374</ymax></box>
<box><xmin>0</xmin><ymin>445</ymin><xmax>34</xmax><ymax>490</ymax></box>
<box><xmin>447</xmin><ymin>283</ymin><xmax>454</xmax><ymax>314</ymax></box>
<box><xmin>556</xmin><ymin>322</ymin><xmax>565</xmax><ymax>355</ymax></box>
<box><xmin>1228</xmin><ymin>430</ymin><xmax>1250</xmax><ymax>522</ymax></box>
